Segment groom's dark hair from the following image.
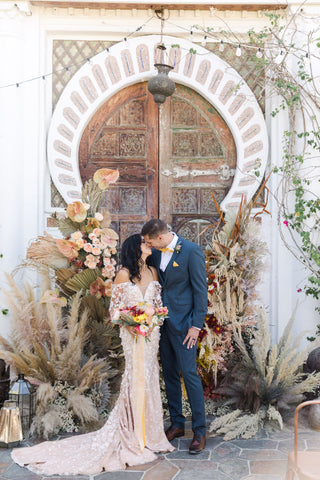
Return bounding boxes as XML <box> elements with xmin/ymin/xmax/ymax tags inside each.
<box><xmin>141</xmin><ymin>219</ymin><xmax>168</xmax><ymax>238</ymax></box>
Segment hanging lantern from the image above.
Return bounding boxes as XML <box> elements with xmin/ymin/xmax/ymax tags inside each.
<box><xmin>0</xmin><ymin>400</ymin><xmax>23</xmax><ymax>448</ymax></box>
<box><xmin>9</xmin><ymin>373</ymin><xmax>36</xmax><ymax>434</ymax></box>
<box><xmin>147</xmin><ymin>10</ymin><xmax>175</xmax><ymax>106</ymax></box>
<box><xmin>147</xmin><ymin>62</ymin><xmax>175</xmax><ymax>105</ymax></box>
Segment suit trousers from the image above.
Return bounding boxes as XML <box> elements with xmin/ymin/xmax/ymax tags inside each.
<box><xmin>159</xmin><ymin>322</ymin><xmax>206</xmax><ymax>436</ymax></box>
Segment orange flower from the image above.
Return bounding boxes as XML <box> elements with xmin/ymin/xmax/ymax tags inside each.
<box><xmin>89</xmin><ymin>277</ymin><xmax>110</xmax><ymax>299</ymax></box>
<box><xmin>66</xmin><ymin>201</ymin><xmax>88</xmax><ymax>223</ymax></box>
<box><xmin>56</xmin><ymin>239</ymin><xmax>79</xmax><ymax>259</ymax></box>
<box><xmin>40</xmin><ymin>289</ymin><xmax>67</xmax><ymax>307</ymax></box>
<box><xmin>83</xmin><ymin>217</ymin><xmax>100</xmax><ymax>234</ymax></box>
<box><xmin>100</xmin><ymin>228</ymin><xmax>119</xmax><ymax>248</ymax></box>
<box><xmin>93</xmin><ymin>168</ymin><xmax>119</xmax><ymax>190</ymax></box>
<box><xmin>84</xmin><ymin>254</ymin><xmax>99</xmax><ymax>269</ymax></box>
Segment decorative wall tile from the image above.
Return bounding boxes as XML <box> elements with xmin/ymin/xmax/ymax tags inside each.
<box><xmin>196</xmin><ymin>60</ymin><xmax>211</xmax><ymax>85</ymax></box>
<box><xmin>136</xmin><ymin>44</ymin><xmax>150</xmax><ymax>72</ymax></box>
<box><xmin>121</xmin><ymin>49</ymin><xmax>135</xmax><ymax>76</ymax></box>
<box><xmin>79</xmin><ymin>76</ymin><xmax>98</xmax><ymax>103</ymax></box>
<box><xmin>70</xmin><ymin>91</ymin><xmax>88</xmax><ymax>113</ymax></box>
<box><xmin>105</xmin><ymin>56</ymin><xmax>121</xmax><ymax>84</ymax></box>
<box><xmin>92</xmin><ymin>64</ymin><xmax>108</xmax><ymax>92</ymax></box>
<box><xmin>63</xmin><ymin>107</ymin><xmax>80</xmax><ymax>129</ymax></box>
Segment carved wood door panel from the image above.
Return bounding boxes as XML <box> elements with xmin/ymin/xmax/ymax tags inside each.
<box><xmin>160</xmin><ymin>84</ymin><xmax>236</xmax><ymax>247</ymax></box>
<box><xmin>79</xmin><ymin>82</ymin><xmax>236</xmax><ymax>245</ymax></box>
<box><xmin>79</xmin><ymin>83</ymin><xmax>158</xmax><ymax>244</ymax></box>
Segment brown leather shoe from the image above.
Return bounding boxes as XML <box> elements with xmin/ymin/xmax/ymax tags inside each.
<box><xmin>165</xmin><ymin>425</ymin><xmax>185</xmax><ymax>441</ymax></box>
<box><xmin>189</xmin><ymin>433</ymin><xmax>206</xmax><ymax>454</ymax></box>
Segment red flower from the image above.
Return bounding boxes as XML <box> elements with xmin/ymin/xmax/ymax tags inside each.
<box><xmin>198</xmin><ymin>329</ymin><xmax>208</xmax><ymax>341</ymax></box>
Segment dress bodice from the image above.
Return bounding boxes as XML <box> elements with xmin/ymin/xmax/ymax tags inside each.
<box><xmin>109</xmin><ymin>281</ymin><xmax>162</xmax><ymax>319</ymax></box>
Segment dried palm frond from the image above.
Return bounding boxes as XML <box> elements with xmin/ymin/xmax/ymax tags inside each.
<box><xmin>65</xmin><ymin>268</ymin><xmax>102</xmax><ymax>293</ymax></box>
<box><xmin>81</xmin><ymin>295</ymin><xmax>106</xmax><ymax>323</ymax></box>
<box><xmin>26</xmin><ymin>232</ymin><xmax>68</xmax><ymax>268</ymax></box>
<box><xmin>51</xmin><ymin>213</ymin><xmax>80</xmax><ymax>238</ymax></box>
<box><xmin>55</xmin><ymin>268</ymin><xmax>76</xmax><ymax>297</ymax></box>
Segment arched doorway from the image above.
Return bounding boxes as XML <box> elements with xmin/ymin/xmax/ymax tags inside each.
<box><xmin>79</xmin><ymin>82</ymin><xmax>236</xmax><ymax>245</ymax></box>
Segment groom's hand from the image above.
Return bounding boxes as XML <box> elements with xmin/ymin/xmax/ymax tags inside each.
<box><xmin>183</xmin><ymin>327</ymin><xmax>200</xmax><ymax>349</ymax></box>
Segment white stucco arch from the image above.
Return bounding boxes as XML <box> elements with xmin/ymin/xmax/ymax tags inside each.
<box><xmin>47</xmin><ymin>35</ymin><xmax>268</xmax><ymax>211</ymax></box>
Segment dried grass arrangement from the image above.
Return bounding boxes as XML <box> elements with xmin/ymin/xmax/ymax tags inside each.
<box><xmin>209</xmin><ymin>307</ymin><xmax>320</xmax><ymax>440</ymax></box>
<box><xmin>0</xmin><ymin>275</ymin><xmax>113</xmax><ymax>438</ymax></box>
<box><xmin>198</xmin><ymin>185</ymin><xmax>270</xmax><ymax>396</ymax></box>
<box><xmin>0</xmin><ymin>169</ymin><xmax>126</xmax><ymax>437</ymax></box>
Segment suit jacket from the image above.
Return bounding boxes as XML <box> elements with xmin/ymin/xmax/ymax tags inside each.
<box><xmin>152</xmin><ymin>235</ymin><xmax>208</xmax><ymax>335</ymax></box>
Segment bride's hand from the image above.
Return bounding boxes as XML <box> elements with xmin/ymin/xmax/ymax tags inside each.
<box><xmin>145</xmin><ymin>326</ymin><xmax>154</xmax><ymax>339</ymax></box>
<box><xmin>126</xmin><ymin>326</ymin><xmax>137</xmax><ymax>337</ymax></box>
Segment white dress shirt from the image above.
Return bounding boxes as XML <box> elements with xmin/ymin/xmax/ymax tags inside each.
<box><xmin>160</xmin><ymin>233</ymin><xmax>178</xmax><ymax>272</ymax></box>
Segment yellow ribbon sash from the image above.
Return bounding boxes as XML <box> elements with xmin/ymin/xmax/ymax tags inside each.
<box><xmin>132</xmin><ymin>334</ymin><xmax>145</xmax><ymax>451</ymax></box>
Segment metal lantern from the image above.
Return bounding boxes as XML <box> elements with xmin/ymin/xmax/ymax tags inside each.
<box><xmin>9</xmin><ymin>373</ymin><xmax>36</xmax><ymax>434</ymax></box>
<box><xmin>0</xmin><ymin>400</ymin><xmax>23</xmax><ymax>448</ymax></box>
<box><xmin>148</xmin><ymin>62</ymin><xmax>175</xmax><ymax>105</ymax></box>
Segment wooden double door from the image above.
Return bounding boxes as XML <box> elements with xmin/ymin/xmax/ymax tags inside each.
<box><xmin>79</xmin><ymin>82</ymin><xmax>236</xmax><ymax>246</ymax></box>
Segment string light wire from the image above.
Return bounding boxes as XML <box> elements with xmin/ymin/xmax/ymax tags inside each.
<box><xmin>0</xmin><ymin>13</ymin><xmax>316</xmax><ymax>90</ymax></box>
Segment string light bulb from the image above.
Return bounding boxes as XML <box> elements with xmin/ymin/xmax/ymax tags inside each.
<box><xmin>219</xmin><ymin>40</ymin><xmax>224</xmax><ymax>52</ymax></box>
<box><xmin>236</xmin><ymin>44</ymin><xmax>242</xmax><ymax>57</ymax></box>
<box><xmin>256</xmin><ymin>47</ymin><xmax>263</xmax><ymax>58</ymax></box>
<box><xmin>274</xmin><ymin>50</ymin><xmax>284</xmax><ymax>64</ymax></box>
<box><xmin>65</xmin><ymin>67</ymin><xmax>71</xmax><ymax>76</ymax></box>
<box><xmin>189</xmin><ymin>30</ymin><xmax>193</xmax><ymax>42</ymax></box>
<box><xmin>201</xmin><ymin>35</ymin><xmax>207</xmax><ymax>47</ymax></box>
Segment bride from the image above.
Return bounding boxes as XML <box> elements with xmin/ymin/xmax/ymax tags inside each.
<box><xmin>12</xmin><ymin>234</ymin><xmax>174</xmax><ymax>475</ymax></box>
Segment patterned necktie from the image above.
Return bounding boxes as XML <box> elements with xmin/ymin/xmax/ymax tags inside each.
<box><xmin>159</xmin><ymin>247</ymin><xmax>173</xmax><ymax>253</ymax></box>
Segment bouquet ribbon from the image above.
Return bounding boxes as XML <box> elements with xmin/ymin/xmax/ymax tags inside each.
<box><xmin>132</xmin><ymin>334</ymin><xmax>146</xmax><ymax>451</ymax></box>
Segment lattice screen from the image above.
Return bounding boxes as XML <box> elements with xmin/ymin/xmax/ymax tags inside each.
<box><xmin>51</xmin><ymin>40</ymin><xmax>113</xmax><ymax>208</ymax></box>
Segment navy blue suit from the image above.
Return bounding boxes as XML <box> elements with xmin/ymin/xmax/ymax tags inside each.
<box><xmin>152</xmin><ymin>235</ymin><xmax>207</xmax><ymax>435</ymax></box>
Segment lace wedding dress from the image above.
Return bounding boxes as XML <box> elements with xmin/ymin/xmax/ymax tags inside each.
<box><xmin>12</xmin><ymin>280</ymin><xmax>174</xmax><ymax>475</ymax></box>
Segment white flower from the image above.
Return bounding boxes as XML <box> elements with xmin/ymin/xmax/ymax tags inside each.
<box><xmin>139</xmin><ymin>324</ymin><xmax>149</xmax><ymax>333</ymax></box>
<box><xmin>95</xmin><ymin>212</ymin><xmax>104</xmax><ymax>221</ymax></box>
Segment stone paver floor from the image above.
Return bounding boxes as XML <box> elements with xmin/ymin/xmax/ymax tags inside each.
<box><xmin>0</xmin><ymin>414</ymin><xmax>319</xmax><ymax>480</ymax></box>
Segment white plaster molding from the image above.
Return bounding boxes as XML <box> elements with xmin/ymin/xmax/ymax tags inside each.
<box><xmin>47</xmin><ymin>35</ymin><xmax>269</xmax><ymax>210</ymax></box>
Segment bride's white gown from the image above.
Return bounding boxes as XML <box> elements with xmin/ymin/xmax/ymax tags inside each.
<box><xmin>12</xmin><ymin>280</ymin><xmax>174</xmax><ymax>475</ymax></box>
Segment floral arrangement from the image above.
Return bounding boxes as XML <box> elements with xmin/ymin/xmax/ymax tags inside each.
<box><xmin>197</xmin><ymin>194</ymin><xmax>269</xmax><ymax>398</ymax></box>
<box><xmin>26</xmin><ymin>168</ymin><xmax>119</xmax><ymax>320</ymax></box>
<box><xmin>112</xmin><ymin>302</ymin><xmax>168</xmax><ymax>340</ymax></box>
<box><xmin>0</xmin><ymin>169</ymin><xmax>125</xmax><ymax>437</ymax></box>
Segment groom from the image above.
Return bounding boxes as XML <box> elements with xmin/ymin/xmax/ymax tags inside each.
<box><xmin>141</xmin><ymin>219</ymin><xmax>207</xmax><ymax>454</ymax></box>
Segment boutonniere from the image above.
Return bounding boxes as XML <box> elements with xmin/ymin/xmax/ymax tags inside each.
<box><xmin>174</xmin><ymin>243</ymin><xmax>182</xmax><ymax>254</ymax></box>
<box><xmin>173</xmin><ymin>261</ymin><xmax>179</xmax><ymax>267</ymax></box>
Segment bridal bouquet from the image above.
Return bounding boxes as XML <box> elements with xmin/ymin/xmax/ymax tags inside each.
<box><xmin>112</xmin><ymin>302</ymin><xmax>168</xmax><ymax>340</ymax></box>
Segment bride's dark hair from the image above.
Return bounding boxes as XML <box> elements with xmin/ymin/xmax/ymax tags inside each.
<box><xmin>120</xmin><ymin>234</ymin><xmax>152</xmax><ymax>283</ymax></box>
